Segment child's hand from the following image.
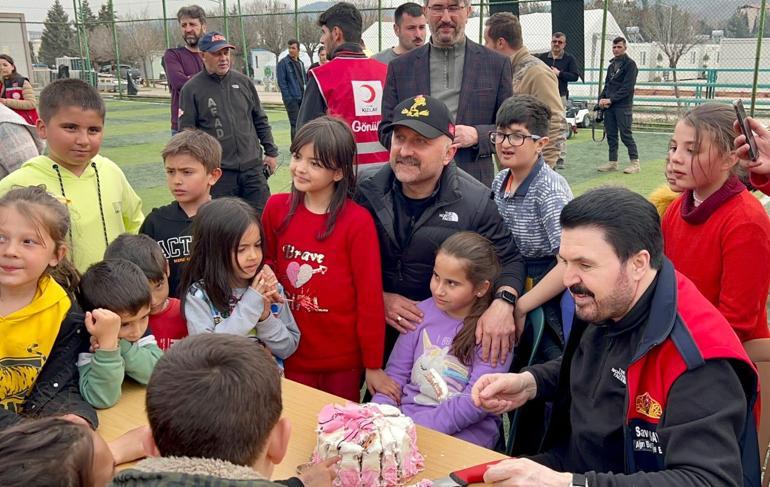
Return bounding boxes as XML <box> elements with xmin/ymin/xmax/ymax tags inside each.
<box><xmin>252</xmin><ymin>265</ymin><xmax>282</xmax><ymax>320</ymax></box>
<box><xmin>299</xmin><ymin>456</ymin><xmax>340</xmax><ymax>487</ymax></box>
<box><xmin>365</xmin><ymin>368</ymin><xmax>402</xmax><ymax>405</ymax></box>
<box><xmin>84</xmin><ymin>309</ymin><xmax>121</xmax><ymax>351</ymax></box>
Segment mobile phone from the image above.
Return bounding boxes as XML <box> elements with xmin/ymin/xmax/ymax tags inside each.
<box><xmin>733</xmin><ymin>99</ymin><xmax>759</xmax><ymax>162</ymax></box>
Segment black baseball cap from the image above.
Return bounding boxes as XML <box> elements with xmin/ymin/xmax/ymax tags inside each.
<box><xmin>199</xmin><ymin>32</ymin><xmax>235</xmax><ymax>53</ymax></box>
<box><xmin>391</xmin><ymin>95</ymin><xmax>455</xmax><ymax>141</ymax></box>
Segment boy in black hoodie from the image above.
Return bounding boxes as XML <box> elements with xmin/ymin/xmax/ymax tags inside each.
<box><xmin>140</xmin><ymin>130</ymin><xmax>222</xmax><ymax>298</ymax></box>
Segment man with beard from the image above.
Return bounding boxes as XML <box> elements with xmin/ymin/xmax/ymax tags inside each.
<box><xmin>297</xmin><ymin>2</ymin><xmax>390</xmax><ymax>171</ymax></box>
<box><xmin>472</xmin><ymin>187</ymin><xmax>760</xmax><ymax>487</ymax></box>
<box><xmin>179</xmin><ymin>32</ymin><xmax>277</xmax><ymax>215</ymax></box>
<box><xmin>378</xmin><ymin>0</ymin><xmax>512</xmax><ymax>187</ymax></box>
<box><xmin>163</xmin><ymin>5</ymin><xmax>206</xmax><ymax>135</ymax></box>
<box><xmin>372</xmin><ymin>2</ymin><xmax>426</xmax><ymax>64</ymax></box>
<box><xmin>356</xmin><ymin>95</ymin><xmax>526</xmax><ymax>372</ymax></box>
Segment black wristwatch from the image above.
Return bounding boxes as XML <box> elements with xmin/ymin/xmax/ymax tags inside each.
<box><xmin>494</xmin><ymin>290</ymin><xmax>517</xmax><ymax>306</ymax></box>
<box><xmin>572</xmin><ymin>473</ymin><xmax>588</xmax><ymax>487</ymax></box>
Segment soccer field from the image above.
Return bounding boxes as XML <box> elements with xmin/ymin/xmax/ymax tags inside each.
<box><xmin>99</xmin><ymin>99</ymin><xmax>672</xmax><ymax>212</ymax></box>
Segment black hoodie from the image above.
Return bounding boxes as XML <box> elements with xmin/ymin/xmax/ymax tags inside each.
<box><xmin>140</xmin><ymin>201</ymin><xmax>193</xmax><ymax>298</ymax></box>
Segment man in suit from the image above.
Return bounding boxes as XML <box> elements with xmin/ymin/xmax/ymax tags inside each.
<box><xmin>378</xmin><ymin>0</ymin><xmax>513</xmax><ymax>186</ymax></box>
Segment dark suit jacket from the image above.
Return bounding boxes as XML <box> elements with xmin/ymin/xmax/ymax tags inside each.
<box><xmin>378</xmin><ymin>38</ymin><xmax>513</xmax><ymax>182</ymax></box>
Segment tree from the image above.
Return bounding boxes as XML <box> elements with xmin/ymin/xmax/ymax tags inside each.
<box><xmin>78</xmin><ymin>0</ymin><xmax>98</xmax><ymax>32</ymax></box>
<box><xmin>256</xmin><ymin>0</ymin><xmax>293</xmax><ymax>67</ymax></box>
<box><xmin>119</xmin><ymin>10</ymin><xmax>165</xmax><ymax>84</ymax></box>
<box><xmin>725</xmin><ymin>10</ymin><xmax>752</xmax><ymax>38</ymax></box>
<box><xmin>98</xmin><ymin>0</ymin><xmax>116</xmax><ymax>24</ymax></box>
<box><xmin>39</xmin><ymin>0</ymin><xmax>76</xmax><ymax>66</ymax></box>
<box><xmin>298</xmin><ymin>13</ymin><xmax>321</xmax><ymax>64</ymax></box>
<box><xmin>644</xmin><ymin>2</ymin><xmax>704</xmax><ymax>110</ymax></box>
<box><xmin>89</xmin><ymin>25</ymin><xmax>116</xmax><ymax>66</ymax></box>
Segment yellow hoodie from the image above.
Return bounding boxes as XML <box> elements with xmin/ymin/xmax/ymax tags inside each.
<box><xmin>0</xmin><ymin>275</ymin><xmax>71</xmax><ymax>412</ymax></box>
<box><xmin>0</xmin><ymin>154</ymin><xmax>144</xmax><ymax>271</ymax></box>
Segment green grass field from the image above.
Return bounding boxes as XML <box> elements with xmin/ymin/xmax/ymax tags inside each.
<box><xmin>99</xmin><ymin>99</ymin><xmax>672</xmax><ymax>211</ymax></box>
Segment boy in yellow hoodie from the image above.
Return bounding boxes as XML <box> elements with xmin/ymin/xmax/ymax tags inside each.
<box><xmin>0</xmin><ymin>79</ymin><xmax>144</xmax><ymax>272</ymax></box>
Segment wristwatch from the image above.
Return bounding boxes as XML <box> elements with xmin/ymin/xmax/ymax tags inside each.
<box><xmin>494</xmin><ymin>289</ymin><xmax>517</xmax><ymax>306</ymax></box>
<box><xmin>572</xmin><ymin>473</ymin><xmax>588</xmax><ymax>487</ymax></box>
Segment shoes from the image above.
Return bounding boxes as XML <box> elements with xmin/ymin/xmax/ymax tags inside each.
<box><xmin>556</xmin><ymin>158</ymin><xmax>566</xmax><ymax>170</ymax></box>
<box><xmin>597</xmin><ymin>161</ymin><xmax>618</xmax><ymax>172</ymax></box>
<box><xmin>623</xmin><ymin>159</ymin><xmax>641</xmax><ymax>174</ymax></box>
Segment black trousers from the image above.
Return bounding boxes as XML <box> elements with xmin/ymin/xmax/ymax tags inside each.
<box><xmin>211</xmin><ymin>166</ymin><xmax>271</xmax><ymax>217</ymax></box>
<box><xmin>284</xmin><ymin>98</ymin><xmax>301</xmax><ymax>141</ymax></box>
<box><xmin>604</xmin><ymin>105</ymin><xmax>639</xmax><ymax>161</ymax></box>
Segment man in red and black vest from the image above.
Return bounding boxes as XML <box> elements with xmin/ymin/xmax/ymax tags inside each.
<box><xmin>472</xmin><ymin>187</ymin><xmax>760</xmax><ymax>487</ymax></box>
<box><xmin>297</xmin><ymin>2</ymin><xmax>389</xmax><ymax>174</ymax></box>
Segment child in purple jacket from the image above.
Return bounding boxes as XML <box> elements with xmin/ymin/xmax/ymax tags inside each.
<box><xmin>372</xmin><ymin>232</ymin><xmax>514</xmax><ymax>449</ymax></box>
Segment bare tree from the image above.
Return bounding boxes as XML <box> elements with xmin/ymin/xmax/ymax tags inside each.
<box><xmin>297</xmin><ymin>13</ymin><xmax>322</xmax><ymax>64</ymax></box>
<box><xmin>357</xmin><ymin>0</ymin><xmax>381</xmax><ymax>36</ymax></box>
<box><xmin>255</xmin><ymin>0</ymin><xmax>293</xmax><ymax>66</ymax></box>
<box><xmin>119</xmin><ymin>10</ymin><xmax>164</xmax><ymax>84</ymax></box>
<box><xmin>644</xmin><ymin>2</ymin><xmax>704</xmax><ymax>110</ymax></box>
<box><xmin>88</xmin><ymin>24</ymin><xmax>116</xmax><ymax>66</ymax></box>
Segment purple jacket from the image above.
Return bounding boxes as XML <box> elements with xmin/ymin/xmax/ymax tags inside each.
<box><xmin>372</xmin><ymin>298</ymin><xmax>513</xmax><ymax>449</ymax></box>
<box><xmin>162</xmin><ymin>47</ymin><xmax>204</xmax><ymax>131</ymax></box>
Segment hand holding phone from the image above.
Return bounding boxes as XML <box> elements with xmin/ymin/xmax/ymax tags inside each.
<box><xmin>734</xmin><ymin>99</ymin><xmax>759</xmax><ymax>162</ymax></box>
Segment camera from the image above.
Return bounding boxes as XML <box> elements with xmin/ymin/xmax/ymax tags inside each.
<box><xmin>593</xmin><ymin>104</ymin><xmax>605</xmax><ymax>123</ymax></box>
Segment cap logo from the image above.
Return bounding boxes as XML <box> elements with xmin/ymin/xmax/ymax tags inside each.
<box><xmin>211</xmin><ymin>34</ymin><xmax>226</xmax><ymax>42</ymax></box>
<box><xmin>401</xmin><ymin>95</ymin><xmax>429</xmax><ymax>118</ymax></box>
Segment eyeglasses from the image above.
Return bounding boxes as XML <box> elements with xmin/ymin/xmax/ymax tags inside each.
<box><xmin>552</xmin><ymin>40</ymin><xmax>565</xmax><ymax>45</ymax></box>
<box><xmin>489</xmin><ymin>131</ymin><xmax>542</xmax><ymax>146</ymax></box>
<box><xmin>427</xmin><ymin>3</ymin><xmax>465</xmax><ymax>15</ymax></box>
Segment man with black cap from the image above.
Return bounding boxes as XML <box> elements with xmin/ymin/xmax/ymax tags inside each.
<box><xmin>356</xmin><ymin>94</ymin><xmax>526</xmax><ymax>369</ymax></box>
<box><xmin>178</xmin><ymin>31</ymin><xmax>278</xmax><ymax>215</ymax></box>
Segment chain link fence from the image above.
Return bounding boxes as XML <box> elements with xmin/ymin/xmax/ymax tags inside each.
<box><xmin>2</xmin><ymin>0</ymin><xmax>770</xmax><ymax>114</ymax></box>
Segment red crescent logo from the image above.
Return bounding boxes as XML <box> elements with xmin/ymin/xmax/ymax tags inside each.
<box><xmin>361</xmin><ymin>84</ymin><xmax>376</xmax><ymax>104</ymax></box>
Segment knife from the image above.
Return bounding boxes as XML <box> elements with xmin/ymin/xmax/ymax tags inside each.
<box><xmin>431</xmin><ymin>459</ymin><xmax>505</xmax><ymax>487</ymax></box>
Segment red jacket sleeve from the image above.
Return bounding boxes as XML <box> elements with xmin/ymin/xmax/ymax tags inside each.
<box><xmin>348</xmin><ymin>205</ymin><xmax>385</xmax><ymax>369</ymax></box>
<box><xmin>261</xmin><ymin>195</ymin><xmax>281</xmax><ymax>268</ymax></box>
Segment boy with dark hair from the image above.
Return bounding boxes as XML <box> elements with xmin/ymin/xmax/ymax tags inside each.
<box><xmin>0</xmin><ymin>79</ymin><xmax>144</xmax><ymax>272</ymax></box>
<box><xmin>140</xmin><ymin>129</ymin><xmax>222</xmax><ymax>298</ymax></box>
<box><xmin>105</xmin><ymin>234</ymin><xmax>187</xmax><ymax>351</ymax></box>
<box><xmin>78</xmin><ymin>259</ymin><xmax>163</xmax><ymax>409</ymax></box>
<box><xmin>110</xmin><ymin>334</ymin><xmax>336</xmax><ymax>486</ymax></box>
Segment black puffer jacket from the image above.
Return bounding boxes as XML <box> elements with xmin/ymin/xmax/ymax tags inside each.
<box><xmin>599</xmin><ymin>54</ymin><xmax>638</xmax><ymax>108</ymax></box>
<box><xmin>355</xmin><ymin>163</ymin><xmax>526</xmax><ymax>302</ymax></box>
<box><xmin>0</xmin><ymin>301</ymin><xmax>97</xmax><ymax>430</ymax></box>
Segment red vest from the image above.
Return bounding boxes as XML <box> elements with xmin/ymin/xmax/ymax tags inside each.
<box><xmin>311</xmin><ymin>54</ymin><xmax>389</xmax><ymax>165</ymax></box>
<box><xmin>2</xmin><ymin>75</ymin><xmax>39</xmax><ymax>125</ymax></box>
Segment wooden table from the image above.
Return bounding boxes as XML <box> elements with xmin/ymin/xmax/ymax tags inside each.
<box><xmin>98</xmin><ymin>379</ymin><xmax>507</xmax><ymax>484</ymax></box>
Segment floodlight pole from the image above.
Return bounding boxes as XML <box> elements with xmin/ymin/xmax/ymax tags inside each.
<box><xmin>72</xmin><ymin>0</ymin><xmax>86</xmax><ymax>68</ymax></box>
<box><xmin>78</xmin><ymin>0</ymin><xmax>93</xmax><ymax>77</ymax></box>
<box><xmin>237</xmin><ymin>0</ymin><xmax>249</xmax><ymax>76</ymax></box>
<box><xmin>222</xmin><ymin>0</ymin><xmax>230</xmax><ymax>39</ymax></box>
<box><xmin>478</xmin><ymin>0</ymin><xmax>485</xmax><ymax>45</ymax></box>
<box><xmin>162</xmin><ymin>0</ymin><xmax>171</xmax><ymax>49</ymax></box>
<box><xmin>751</xmin><ymin>0</ymin><xmax>767</xmax><ymax>116</ymax></box>
<box><xmin>110</xmin><ymin>2</ymin><xmax>123</xmax><ymax>97</ymax></box>
<box><xmin>295</xmin><ymin>0</ymin><xmax>299</xmax><ymax>42</ymax></box>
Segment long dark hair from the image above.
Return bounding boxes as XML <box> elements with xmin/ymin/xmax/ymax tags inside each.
<box><xmin>0</xmin><ymin>186</ymin><xmax>80</xmax><ymax>291</ymax></box>
<box><xmin>438</xmin><ymin>232</ymin><xmax>501</xmax><ymax>366</ymax></box>
<box><xmin>0</xmin><ymin>54</ymin><xmax>18</xmax><ymax>76</ymax></box>
<box><xmin>180</xmin><ymin>197</ymin><xmax>264</xmax><ymax>315</ymax></box>
<box><xmin>0</xmin><ymin>417</ymin><xmax>95</xmax><ymax>487</ymax></box>
<box><xmin>279</xmin><ymin>116</ymin><xmax>356</xmax><ymax>240</ymax></box>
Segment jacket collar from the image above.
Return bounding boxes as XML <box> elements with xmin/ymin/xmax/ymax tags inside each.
<box><xmin>129</xmin><ymin>456</ymin><xmax>267</xmax><ymax>480</ymax></box>
<box><xmin>330</xmin><ymin>42</ymin><xmax>365</xmax><ymax>59</ymax></box>
<box><xmin>509</xmin><ymin>46</ymin><xmax>532</xmax><ymax>67</ymax></box>
<box><xmin>631</xmin><ymin>258</ymin><xmax>677</xmax><ymax>363</ymax></box>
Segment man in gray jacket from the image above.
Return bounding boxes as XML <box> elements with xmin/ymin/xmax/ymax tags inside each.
<box><xmin>179</xmin><ymin>32</ymin><xmax>278</xmax><ymax>215</ymax></box>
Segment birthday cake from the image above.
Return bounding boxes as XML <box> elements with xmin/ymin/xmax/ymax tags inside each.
<box><xmin>312</xmin><ymin>403</ymin><xmax>424</xmax><ymax>486</ymax></box>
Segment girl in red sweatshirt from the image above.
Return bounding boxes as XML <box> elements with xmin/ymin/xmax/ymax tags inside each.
<box><xmin>262</xmin><ymin>116</ymin><xmax>397</xmax><ymax>402</ymax></box>
<box><xmin>664</xmin><ymin>103</ymin><xmax>770</xmax><ymax>341</ymax></box>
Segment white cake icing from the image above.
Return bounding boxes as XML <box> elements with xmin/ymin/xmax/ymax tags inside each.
<box><xmin>312</xmin><ymin>403</ymin><xmax>424</xmax><ymax>486</ymax></box>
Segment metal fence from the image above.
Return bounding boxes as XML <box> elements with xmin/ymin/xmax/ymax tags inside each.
<box><xmin>3</xmin><ymin>0</ymin><xmax>770</xmax><ymax>114</ymax></box>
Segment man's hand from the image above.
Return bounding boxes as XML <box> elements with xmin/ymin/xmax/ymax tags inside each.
<box><xmin>475</xmin><ymin>297</ymin><xmax>515</xmax><ymax>367</ymax></box>
<box><xmin>365</xmin><ymin>368</ymin><xmax>402</xmax><ymax>404</ymax></box>
<box><xmin>383</xmin><ymin>292</ymin><xmax>423</xmax><ymax>333</ymax></box>
<box><xmin>734</xmin><ymin>117</ymin><xmax>770</xmax><ymax>175</ymax></box>
<box><xmin>453</xmin><ymin>125</ymin><xmax>479</xmax><ymax>148</ymax></box>
<box><xmin>550</xmin><ymin>66</ymin><xmax>560</xmax><ymax>77</ymax></box>
<box><xmin>84</xmin><ymin>309</ymin><xmax>122</xmax><ymax>351</ymax></box>
<box><xmin>472</xmin><ymin>372</ymin><xmax>537</xmax><ymax>414</ymax></box>
<box><xmin>484</xmin><ymin>458</ymin><xmax>572</xmax><ymax>487</ymax></box>
<box><xmin>264</xmin><ymin>155</ymin><xmax>278</xmax><ymax>174</ymax></box>
<box><xmin>598</xmin><ymin>98</ymin><xmax>612</xmax><ymax>109</ymax></box>
<box><xmin>299</xmin><ymin>456</ymin><xmax>340</xmax><ymax>487</ymax></box>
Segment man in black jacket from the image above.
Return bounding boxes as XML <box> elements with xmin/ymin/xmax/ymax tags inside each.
<box><xmin>536</xmin><ymin>32</ymin><xmax>580</xmax><ymax>103</ymax></box>
<box><xmin>596</xmin><ymin>37</ymin><xmax>640</xmax><ymax>174</ymax></box>
<box><xmin>179</xmin><ymin>32</ymin><xmax>278</xmax><ymax>215</ymax></box>
<box><xmin>356</xmin><ymin>95</ymin><xmax>526</xmax><ymax>368</ymax></box>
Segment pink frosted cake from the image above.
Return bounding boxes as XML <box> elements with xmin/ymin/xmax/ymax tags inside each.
<box><xmin>312</xmin><ymin>403</ymin><xmax>424</xmax><ymax>486</ymax></box>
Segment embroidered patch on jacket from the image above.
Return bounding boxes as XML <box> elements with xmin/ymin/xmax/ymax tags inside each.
<box><xmin>438</xmin><ymin>211</ymin><xmax>458</xmax><ymax>222</ymax></box>
<box><xmin>635</xmin><ymin>392</ymin><xmax>663</xmax><ymax>420</ymax></box>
